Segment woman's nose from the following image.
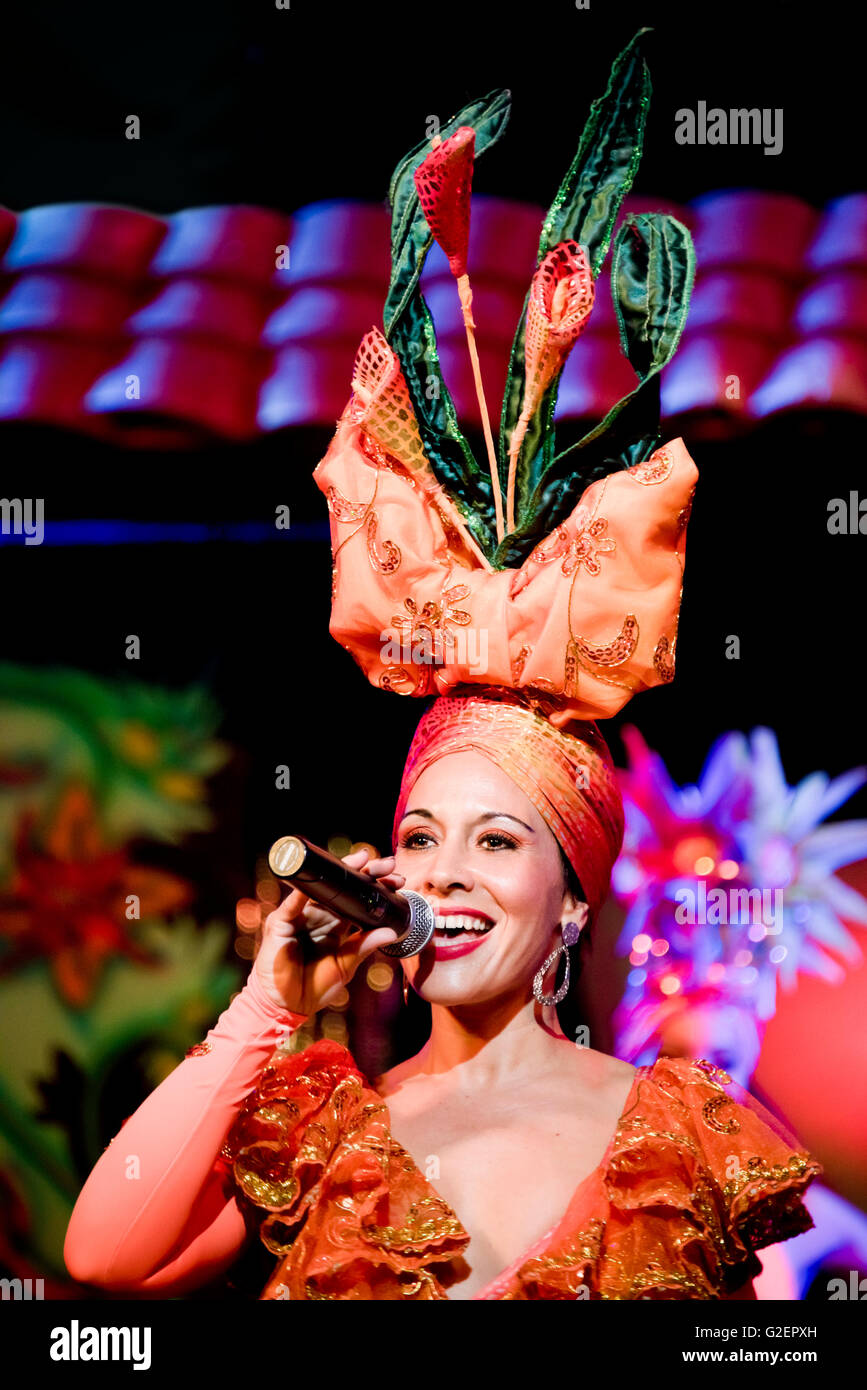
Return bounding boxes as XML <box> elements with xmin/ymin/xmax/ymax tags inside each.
<box><xmin>422</xmin><ymin>843</ymin><xmax>474</xmax><ymax>894</ymax></box>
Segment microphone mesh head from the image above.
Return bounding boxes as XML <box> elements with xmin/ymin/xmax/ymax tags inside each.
<box><xmin>378</xmin><ymin>890</ymin><xmax>436</xmax><ymax>958</ymax></box>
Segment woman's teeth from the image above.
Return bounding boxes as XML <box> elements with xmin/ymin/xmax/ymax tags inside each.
<box><xmin>433</xmin><ymin>914</ymin><xmax>494</xmax><ymax>936</ymax></box>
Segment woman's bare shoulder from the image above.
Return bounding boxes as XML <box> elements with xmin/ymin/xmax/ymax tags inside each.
<box><xmin>374</xmin><ymin>1053</ymin><xmax>424</xmax><ymax>1097</ymax></box>
<box><xmin>556</xmin><ymin>1040</ymin><xmax>637</xmax><ymax>1089</ymax></box>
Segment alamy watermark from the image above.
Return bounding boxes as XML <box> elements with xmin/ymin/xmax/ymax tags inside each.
<box><xmin>828</xmin><ymin>492</ymin><xmax>867</xmax><ymax>533</ymax></box>
<box><xmin>49</xmin><ymin>1320</ymin><xmax>151</xmax><ymax>1370</ymax></box>
<box><xmin>1</xmin><ymin>1276</ymin><xmax>44</xmax><ymax>1299</ymax></box>
<box><xmin>0</xmin><ymin>498</ymin><xmax>44</xmax><ymax>545</ymax></box>
<box><xmin>380</xmin><ymin>626</ymin><xmax>489</xmax><ymax>673</ymax></box>
<box><xmin>675</xmin><ymin>883</ymin><xmax>783</xmax><ymax>929</ymax></box>
<box><xmin>675</xmin><ymin>103</ymin><xmax>783</xmax><ymax>156</ymax></box>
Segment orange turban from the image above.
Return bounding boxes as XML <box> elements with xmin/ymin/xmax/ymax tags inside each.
<box><xmin>390</xmin><ymin>685</ymin><xmax>625</xmax><ymax>919</ymax></box>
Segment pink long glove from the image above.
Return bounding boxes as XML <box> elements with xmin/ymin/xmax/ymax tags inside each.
<box><xmin>63</xmin><ymin>971</ymin><xmax>307</xmax><ymax>1294</ymax></box>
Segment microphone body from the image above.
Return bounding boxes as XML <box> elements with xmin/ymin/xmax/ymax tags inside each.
<box><xmin>267</xmin><ymin>835</ymin><xmax>436</xmax><ymax>959</ymax></box>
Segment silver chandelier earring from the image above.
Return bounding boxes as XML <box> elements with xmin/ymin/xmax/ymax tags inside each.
<box><xmin>532</xmin><ymin>909</ymin><xmax>588</xmax><ymax>1006</ymax></box>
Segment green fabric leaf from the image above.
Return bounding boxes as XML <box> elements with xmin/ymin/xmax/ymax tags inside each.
<box><xmin>611</xmin><ymin>212</ymin><xmax>695</xmax><ymax>381</ymax></box>
<box><xmin>491</xmin><ymin>212</ymin><xmax>695</xmax><ymax>569</ymax></box>
<box><xmin>382</xmin><ymin>90</ymin><xmax>511</xmax><ymax>561</ymax></box>
<box><xmin>540</xmin><ymin>28</ymin><xmax>653</xmax><ymax>271</ymax></box>
<box><xmin>498</xmin><ymin>27</ymin><xmax>653</xmax><ymax>540</ymax></box>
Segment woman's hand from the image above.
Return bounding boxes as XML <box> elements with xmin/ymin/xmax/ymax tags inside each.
<box><xmin>253</xmin><ymin>848</ymin><xmax>407</xmax><ymax>1015</ymax></box>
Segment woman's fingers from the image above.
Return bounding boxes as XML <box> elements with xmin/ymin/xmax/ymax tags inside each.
<box><xmin>368</xmin><ymin>855</ymin><xmax>403</xmax><ymax>874</ymax></box>
<box><xmin>347</xmin><ymin>851</ymin><xmax>401</xmax><ymax>883</ymax></box>
<box><xmin>265</xmin><ymin>848</ymin><xmax>407</xmax><ymax>969</ymax></box>
<box><xmin>267</xmin><ymin>885</ymin><xmax>311</xmax><ymax>928</ymax></box>
<box><xmin>267</xmin><ymin>848</ymin><xmax>367</xmax><ymax>927</ymax></box>
<box><xmin>356</xmin><ymin>852</ymin><xmax>406</xmax><ymax>890</ymax></box>
<box><xmin>356</xmin><ymin>926</ymin><xmax>402</xmax><ymax>957</ymax></box>
<box><xmin>326</xmin><ymin>924</ymin><xmax>401</xmax><ymax>987</ymax></box>
<box><xmin>270</xmin><ymin>851</ymin><xmax>404</xmax><ymax>910</ymax></box>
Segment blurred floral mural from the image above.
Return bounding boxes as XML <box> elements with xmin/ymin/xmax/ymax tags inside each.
<box><xmin>0</xmin><ymin>662</ymin><xmax>239</xmax><ymax>1294</ymax></box>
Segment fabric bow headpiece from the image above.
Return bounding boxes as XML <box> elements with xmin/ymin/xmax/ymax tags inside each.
<box><xmin>314</xmin><ymin>28</ymin><xmax>697</xmax><ymax>726</ymax></box>
<box><xmin>312</xmin><ymin>29</ymin><xmax>698</xmax><ymax>909</ymax></box>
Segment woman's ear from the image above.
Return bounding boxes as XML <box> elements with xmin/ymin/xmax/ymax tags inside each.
<box><xmin>561</xmin><ymin>900</ymin><xmax>589</xmax><ymax>930</ymax></box>
<box><xmin>557</xmin><ymin>850</ymin><xmax>588</xmax><ymax>924</ymax></box>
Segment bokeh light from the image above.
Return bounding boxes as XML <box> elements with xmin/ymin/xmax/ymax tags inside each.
<box><xmin>673</xmin><ymin>836</ymin><xmax>718</xmax><ymax>876</ymax></box>
<box><xmin>321</xmin><ymin>1011</ymin><xmax>348</xmax><ymax>1044</ymax></box>
<box><xmin>366</xmin><ymin>961</ymin><xmax>394</xmax><ymax>992</ymax></box>
<box><xmin>256</xmin><ymin>876</ymin><xmax>281</xmax><ymax>904</ymax></box>
<box><xmin>328</xmin><ymin>834</ymin><xmax>353</xmax><ymax>858</ymax></box>
<box><xmin>235</xmin><ymin>898</ymin><xmax>262</xmax><ymax>932</ymax></box>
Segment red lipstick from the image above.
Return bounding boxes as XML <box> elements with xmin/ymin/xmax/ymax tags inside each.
<box><xmin>431</xmin><ymin>932</ymin><xmax>494</xmax><ymax>960</ymax></box>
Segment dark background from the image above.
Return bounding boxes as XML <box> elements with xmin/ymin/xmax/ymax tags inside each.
<box><xmin>1</xmin><ymin>1</ymin><xmax>864</xmax><ymax>1049</ymax></box>
<box><xmin>2</xmin><ymin>0</ymin><xmax>860</xmax><ymax>212</ymax></box>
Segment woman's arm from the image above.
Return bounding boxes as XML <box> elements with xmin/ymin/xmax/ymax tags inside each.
<box><xmin>63</xmin><ymin>970</ymin><xmax>307</xmax><ymax>1292</ymax></box>
<box><xmin>64</xmin><ymin>846</ymin><xmax>404</xmax><ymax>1295</ymax></box>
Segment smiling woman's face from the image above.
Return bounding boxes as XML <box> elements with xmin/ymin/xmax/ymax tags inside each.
<box><xmin>393</xmin><ymin>750</ymin><xmax>581</xmax><ymax>1006</ymax></box>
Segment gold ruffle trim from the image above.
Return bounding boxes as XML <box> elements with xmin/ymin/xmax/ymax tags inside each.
<box><xmin>220</xmin><ymin>1044</ymin><xmax>822</xmax><ymax>1300</ymax></box>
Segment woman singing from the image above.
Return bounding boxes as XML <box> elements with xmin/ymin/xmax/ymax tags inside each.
<box><xmin>63</xmin><ymin>690</ymin><xmax>822</xmax><ymax>1300</ymax></box>
<box><xmin>64</xmin><ymin>29</ymin><xmax>822</xmax><ymax>1300</ymax></box>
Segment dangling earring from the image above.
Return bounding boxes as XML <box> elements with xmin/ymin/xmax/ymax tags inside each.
<box><xmin>402</xmin><ymin>974</ymin><xmax>410</xmax><ymax>1006</ymax></box>
<box><xmin>532</xmin><ymin>908</ymin><xmax>588</xmax><ymax>1006</ymax></box>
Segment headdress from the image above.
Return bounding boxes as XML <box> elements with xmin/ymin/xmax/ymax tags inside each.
<box><xmin>611</xmin><ymin>725</ymin><xmax>867</xmax><ymax>1061</ymax></box>
<box><xmin>313</xmin><ymin>29</ymin><xmax>698</xmax><ymax>904</ymax></box>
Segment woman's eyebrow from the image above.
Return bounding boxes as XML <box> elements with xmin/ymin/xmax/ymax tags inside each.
<box><xmin>400</xmin><ymin>808</ymin><xmax>535</xmax><ymax>834</ymax></box>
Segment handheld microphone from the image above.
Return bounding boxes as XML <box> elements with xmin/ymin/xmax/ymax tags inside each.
<box><xmin>267</xmin><ymin>835</ymin><xmax>435</xmax><ymax>959</ymax></box>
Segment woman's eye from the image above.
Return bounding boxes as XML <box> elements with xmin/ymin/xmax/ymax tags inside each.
<box><xmin>399</xmin><ymin>830</ymin><xmax>517</xmax><ymax>850</ymax></box>
<box><xmin>400</xmin><ymin>831</ymin><xmax>433</xmax><ymax>849</ymax></box>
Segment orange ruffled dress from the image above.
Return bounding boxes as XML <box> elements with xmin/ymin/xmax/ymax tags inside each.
<box><xmin>220</xmin><ymin>1040</ymin><xmax>821</xmax><ymax>1301</ymax></box>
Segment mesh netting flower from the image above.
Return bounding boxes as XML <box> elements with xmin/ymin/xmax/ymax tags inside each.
<box><xmin>413</xmin><ymin>125</ymin><xmax>475</xmax><ymax>279</ymax></box>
